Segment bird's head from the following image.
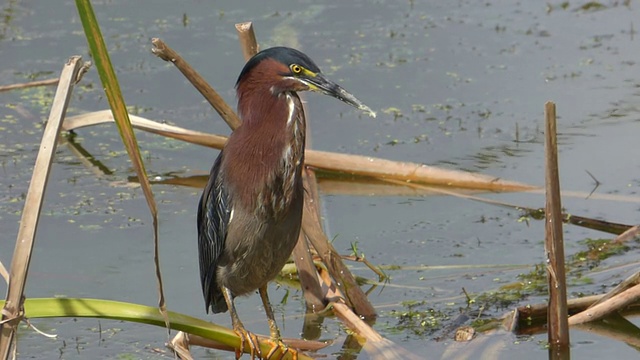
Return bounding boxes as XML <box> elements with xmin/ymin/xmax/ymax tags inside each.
<box><xmin>236</xmin><ymin>46</ymin><xmax>376</xmax><ymax>117</ymax></box>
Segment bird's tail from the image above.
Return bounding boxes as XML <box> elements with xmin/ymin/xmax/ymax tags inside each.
<box><xmin>207</xmin><ymin>291</ymin><xmax>228</xmax><ymax>314</ymax></box>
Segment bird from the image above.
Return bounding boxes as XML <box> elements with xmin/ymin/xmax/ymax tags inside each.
<box><xmin>197</xmin><ymin>46</ymin><xmax>375</xmax><ymax>359</ymax></box>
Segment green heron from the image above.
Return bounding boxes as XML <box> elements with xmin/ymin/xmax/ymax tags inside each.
<box><xmin>197</xmin><ymin>46</ymin><xmax>375</xmax><ymax>358</ymax></box>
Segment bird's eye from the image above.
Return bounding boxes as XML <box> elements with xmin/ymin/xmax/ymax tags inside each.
<box><xmin>290</xmin><ymin>64</ymin><xmax>302</xmax><ymax>74</ymax></box>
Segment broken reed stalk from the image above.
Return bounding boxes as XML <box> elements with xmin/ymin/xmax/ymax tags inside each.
<box><xmin>234</xmin><ymin>22</ymin><xmax>325</xmax><ymax>311</ymax></box>
<box><xmin>292</xmin><ymin>231</ymin><xmax>325</xmax><ymax>310</ymax></box>
<box><xmin>62</xmin><ymin>110</ymin><xmax>229</xmax><ymax>146</ymax></box>
<box><xmin>235</xmin><ymin>22</ymin><xmax>260</xmax><ymax>61</ymax></box>
<box><xmin>293</xmin><ymin>229</ymin><xmax>327</xmax><ymax>315</ymax></box>
<box><xmin>544</xmin><ymin>101</ymin><xmax>570</xmax><ymax>351</ymax></box>
<box><xmin>302</xmin><ymin>175</ymin><xmax>376</xmax><ymax>317</ymax></box>
<box><xmin>318</xmin><ymin>268</ymin><xmax>421</xmax><ymax>360</ymax></box>
<box><xmin>0</xmin><ymin>56</ymin><xmax>84</xmax><ymax>359</ymax></box>
<box><xmin>63</xmin><ymin>110</ymin><xmax>536</xmax><ymax>193</ymax></box>
<box><xmin>292</xmin><ymin>170</ymin><xmax>325</xmax><ymax>310</ymax></box>
<box><xmin>304</xmin><ymin>150</ymin><xmax>535</xmax><ymax>192</ymax></box>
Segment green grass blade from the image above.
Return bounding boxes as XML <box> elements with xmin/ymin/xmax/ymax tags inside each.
<box><xmin>20</xmin><ymin>298</ymin><xmax>232</xmax><ymax>340</ymax></box>
<box><xmin>74</xmin><ymin>0</ymin><xmax>167</xmax><ymax>326</ymax></box>
<box><xmin>8</xmin><ymin>298</ymin><xmax>311</xmax><ymax>360</ymax></box>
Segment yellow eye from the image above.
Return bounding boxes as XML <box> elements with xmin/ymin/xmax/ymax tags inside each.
<box><xmin>290</xmin><ymin>64</ymin><xmax>302</xmax><ymax>74</ymax></box>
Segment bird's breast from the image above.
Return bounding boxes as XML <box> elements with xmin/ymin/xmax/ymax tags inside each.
<box><xmin>222</xmin><ymin>92</ymin><xmax>306</xmax><ymax>220</ymax></box>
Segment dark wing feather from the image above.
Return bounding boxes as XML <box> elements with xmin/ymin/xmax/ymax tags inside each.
<box><xmin>197</xmin><ymin>153</ymin><xmax>231</xmax><ymax>313</ymax></box>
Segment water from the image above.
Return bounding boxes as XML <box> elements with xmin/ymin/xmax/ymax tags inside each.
<box><xmin>1</xmin><ymin>1</ymin><xmax>640</xmax><ymax>358</ymax></box>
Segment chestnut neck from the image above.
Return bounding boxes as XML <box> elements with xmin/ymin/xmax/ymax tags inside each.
<box><xmin>222</xmin><ymin>79</ymin><xmax>306</xmax><ymax>214</ymax></box>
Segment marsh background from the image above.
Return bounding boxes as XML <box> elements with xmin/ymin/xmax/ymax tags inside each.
<box><xmin>1</xmin><ymin>1</ymin><xmax>640</xmax><ymax>358</ymax></box>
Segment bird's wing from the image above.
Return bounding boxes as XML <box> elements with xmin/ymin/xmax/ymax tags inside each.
<box><xmin>197</xmin><ymin>153</ymin><xmax>231</xmax><ymax>313</ymax></box>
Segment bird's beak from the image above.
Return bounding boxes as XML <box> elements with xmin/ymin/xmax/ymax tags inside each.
<box><xmin>303</xmin><ymin>73</ymin><xmax>376</xmax><ymax>118</ymax></box>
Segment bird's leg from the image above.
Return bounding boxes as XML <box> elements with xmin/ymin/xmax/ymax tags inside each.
<box><xmin>258</xmin><ymin>286</ymin><xmax>298</xmax><ymax>360</ymax></box>
<box><xmin>223</xmin><ymin>287</ymin><xmax>261</xmax><ymax>359</ymax></box>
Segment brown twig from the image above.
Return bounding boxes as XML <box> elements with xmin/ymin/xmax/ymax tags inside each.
<box><xmin>382</xmin><ymin>177</ymin><xmax>635</xmax><ymax>236</ymax></box>
<box><xmin>544</xmin><ymin>101</ymin><xmax>570</xmax><ymax>349</ymax></box>
<box><xmin>0</xmin><ymin>78</ymin><xmax>59</xmax><ymax>93</ymax></box>
<box><xmin>150</xmin><ymin>38</ymin><xmax>241</xmax><ymax>130</ymax></box>
<box><xmin>340</xmin><ymin>255</ymin><xmax>387</xmax><ymax>282</ymax></box>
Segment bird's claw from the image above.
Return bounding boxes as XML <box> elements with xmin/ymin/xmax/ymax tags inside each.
<box><xmin>234</xmin><ymin>328</ymin><xmax>261</xmax><ymax>359</ymax></box>
<box><xmin>265</xmin><ymin>339</ymin><xmax>297</xmax><ymax>360</ymax></box>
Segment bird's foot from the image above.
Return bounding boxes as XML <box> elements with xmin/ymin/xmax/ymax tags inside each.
<box><xmin>234</xmin><ymin>327</ymin><xmax>261</xmax><ymax>360</ymax></box>
<box><xmin>264</xmin><ymin>338</ymin><xmax>297</xmax><ymax>360</ymax></box>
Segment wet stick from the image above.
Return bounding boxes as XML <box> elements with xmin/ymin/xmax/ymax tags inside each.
<box><xmin>569</xmin><ymin>268</ymin><xmax>640</xmax><ymax>326</ymax></box>
<box><xmin>544</xmin><ymin>101</ymin><xmax>570</xmax><ymax>354</ymax></box>
<box><xmin>588</xmin><ymin>267</ymin><xmax>640</xmax><ymax>308</ymax></box>
<box><xmin>291</xmin><ymin>169</ymin><xmax>326</xmax><ymax>312</ymax></box>
<box><xmin>569</xmin><ymin>283</ymin><xmax>640</xmax><ymax>326</ymax></box>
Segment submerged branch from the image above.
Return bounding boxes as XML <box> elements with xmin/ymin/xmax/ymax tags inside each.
<box><xmin>63</xmin><ymin>110</ymin><xmax>537</xmax><ymax>192</ymax></box>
